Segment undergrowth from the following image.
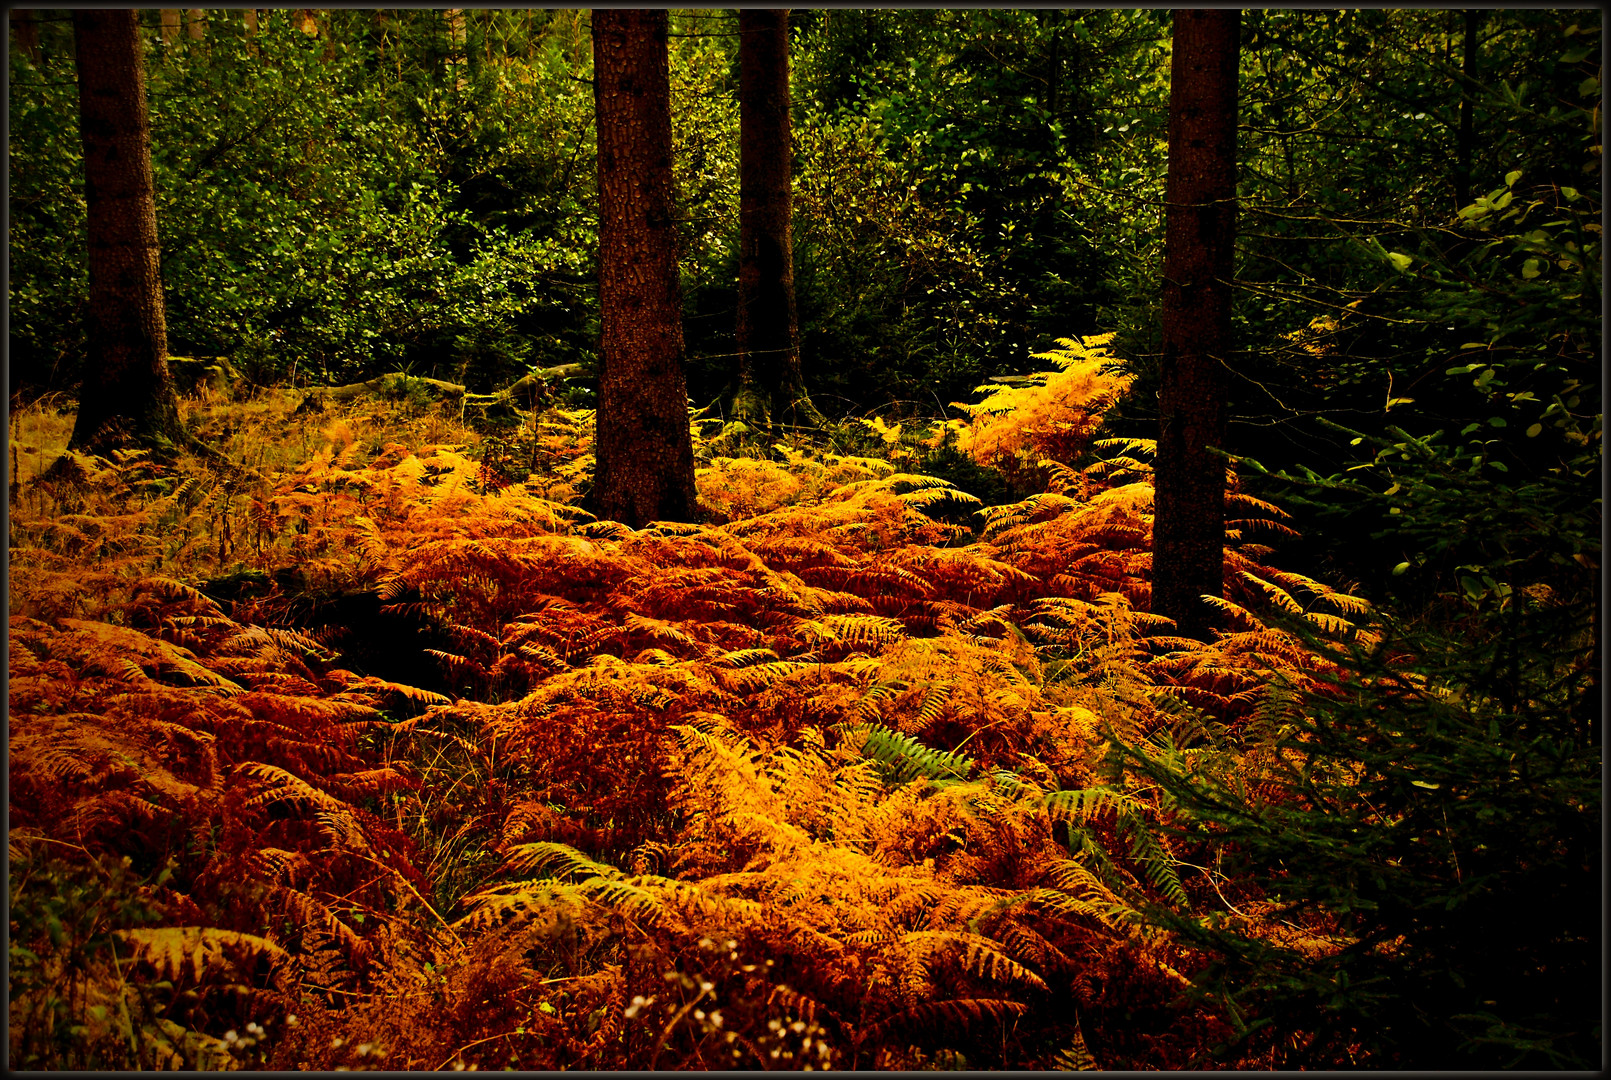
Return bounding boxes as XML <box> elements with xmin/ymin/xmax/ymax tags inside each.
<box><xmin>10</xmin><ymin>360</ymin><xmax>1412</xmax><ymax>1070</ymax></box>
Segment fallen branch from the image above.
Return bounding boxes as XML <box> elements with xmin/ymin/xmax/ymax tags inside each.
<box><xmin>303</xmin><ymin>365</ymin><xmax>584</xmax><ymax>411</ymax></box>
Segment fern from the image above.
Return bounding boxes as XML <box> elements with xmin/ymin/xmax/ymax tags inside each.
<box><xmin>850</xmin><ymin>723</ymin><xmax>975</xmax><ymax>784</ymax></box>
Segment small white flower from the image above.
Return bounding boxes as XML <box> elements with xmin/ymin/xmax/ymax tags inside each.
<box><xmin>725</xmin><ymin>939</ymin><xmax>737</xmax><ymax>950</ymax></box>
<box><xmin>698</xmin><ymin>937</ymin><xmax>715</xmax><ymax>950</ymax></box>
<box><xmin>768</xmin><ymin>1019</ymin><xmax>782</xmax><ymax>1032</ymax></box>
<box><xmin>699</xmin><ymin>980</ymin><xmax>715</xmax><ymax>993</ymax></box>
<box><xmin>790</xmin><ymin>1020</ymin><xmax>806</xmax><ymax>1034</ymax></box>
<box><xmin>286</xmin><ymin>1015</ymin><xmax>298</xmax><ymax>1028</ymax></box>
<box><xmin>357</xmin><ymin>1043</ymin><xmax>373</xmax><ymax>1057</ymax></box>
<box><xmin>225</xmin><ymin>1030</ymin><xmax>239</xmax><ymax>1044</ymax></box>
<box><xmin>709</xmin><ymin>1011</ymin><xmax>723</xmax><ymax>1028</ymax></box>
<box><xmin>693</xmin><ymin>1009</ymin><xmax>706</xmax><ymax>1022</ymax></box>
<box><xmin>624</xmin><ymin>1003</ymin><xmax>642</xmax><ymax>1019</ymax></box>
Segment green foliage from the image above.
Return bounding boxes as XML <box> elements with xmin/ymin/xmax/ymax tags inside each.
<box><xmin>1123</xmin><ymin>612</ymin><xmax>1600</xmax><ymax>1067</ymax></box>
<box><xmin>850</xmin><ymin>722</ymin><xmax>977</xmax><ymax>785</ymax></box>
<box><xmin>8</xmin><ymin>851</ymin><xmax>261</xmax><ymax>1071</ymax></box>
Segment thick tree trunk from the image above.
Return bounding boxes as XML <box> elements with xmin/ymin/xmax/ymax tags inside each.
<box><xmin>590</xmin><ymin>8</ymin><xmax>697</xmax><ymax>528</ymax></box>
<box><xmin>69</xmin><ymin>9</ymin><xmax>187</xmax><ymax>457</ymax></box>
<box><xmin>1153</xmin><ymin>9</ymin><xmax>1240</xmax><ymax>641</ymax></box>
<box><xmin>735</xmin><ymin>9</ymin><xmax>809</xmax><ymax>428</ymax></box>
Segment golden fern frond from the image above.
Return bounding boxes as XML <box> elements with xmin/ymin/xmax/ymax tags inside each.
<box><xmin>1239</xmin><ymin>572</ymin><xmax>1305</xmax><ymax>616</ymax></box>
<box><xmin>1043</xmin><ymin>787</ymin><xmax>1145</xmax><ymax>823</ymax></box>
<box><xmin>114</xmin><ymin>927</ymin><xmax>288</xmax><ymax>984</ymax></box>
<box><xmin>820</xmin><ymin>614</ymin><xmax>907</xmax><ymax>646</ymax></box>
<box><xmin>900</xmin><ymin>930</ymin><xmax>1049</xmax><ymax>992</ymax></box>
<box><xmin>1051</xmin><ymin>1017</ymin><xmax>1102</xmax><ymax>1070</ymax></box>
<box><xmin>502</xmin><ymin>841</ymin><xmax>625</xmax><ymax>881</ymax></box>
<box><xmin>453</xmin><ymin>881</ymin><xmax>587</xmax><ymax>933</ymax></box>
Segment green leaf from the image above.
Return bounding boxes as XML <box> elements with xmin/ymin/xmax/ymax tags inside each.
<box><xmin>1387</xmin><ymin>251</ymin><xmax>1413</xmax><ymax>272</ymax></box>
<box><xmin>1521</xmin><ymin>258</ymin><xmax>1542</xmax><ymax>279</ymax></box>
<box><xmin>1525</xmin><ymin>423</ymin><xmax>1543</xmax><ymax>438</ymax></box>
<box><xmin>1561</xmin><ymin>186</ymin><xmax>1580</xmax><ymax>202</ymax></box>
<box><xmin>1392</xmin><ymin>561</ymin><xmax>1411</xmax><ymax>576</ymax></box>
<box><xmin>1505</xmin><ymin>169</ymin><xmax>1524</xmax><ymax>187</ymax></box>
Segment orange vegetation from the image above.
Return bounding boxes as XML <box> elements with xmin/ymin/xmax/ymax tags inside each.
<box><xmin>9</xmin><ymin>374</ymin><xmax>1371</xmax><ymax>1069</ymax></box>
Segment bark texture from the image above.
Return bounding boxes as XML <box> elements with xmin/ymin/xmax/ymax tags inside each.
<box><xmin>1454</xmin><ymin>10</ymin><xmax>1480</xmax><ymax>209</ymax></box>
<box><xmin>12</xmin><ymin>10</ymin><xmax>42</xmax><ymax>66</ymax></box>
<box><xmin>70</xmin><ymin>9</ymin><xmax>186</xmax><ymax>456</ymax></box>
<box><xmin>590</xmin><ymin>8</ymin><xmax>697</xmax><ymax>528</ymax></box>
<box><xmin>735</xmin><ymin>9</ymin><xmax>808</xmax><ymax>427</ymax></box>
<box><xmin>1153</xmin><ymin>9</ymin><xmax>1240</xmax><ymax>641</ymax></box>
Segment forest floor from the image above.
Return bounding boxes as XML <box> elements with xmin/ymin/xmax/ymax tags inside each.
<box><xmin>10</xmin><ymin>381</ymin><xmax>1373</xmax><ymax>1070</ymax></box>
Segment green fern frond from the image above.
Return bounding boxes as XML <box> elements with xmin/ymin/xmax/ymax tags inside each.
<box><xmin>1119</xmin><ymin>811</ymin><xmax>1189</xmax><ymax>910</ymax></box>
<box><xmin>850</xmin><ymin>723</ymin><xmax>975</xmax><ymax>784</ymax></box>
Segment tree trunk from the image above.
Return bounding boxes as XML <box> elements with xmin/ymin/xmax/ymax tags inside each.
<box><xmin>1153</xmin><ymin>9</ymin><xmax>1240</xmax><ymax>642</ymax></box>
<box><xmin>734</xmin><ymin>9</ymin><xmax>810</xmax><ymax>428</ymax></box>
<box><xmin>160</xmin><ymin>10</ymin><xmax>181</xmax><ymax>47</ymax></box>
<box><xmin>590</xmin><ymin>8</ymin><xmax>697</xmax><ymax>528</ymax></box>
<box><xmin>69</xmin><ymin>9</ymin><xmax>187</xmax><ymax>457</ymax></box>
<box><xmin>1453</xmin><ymin>10</ymin><xmax>1480</xmax><ymax>209</ymax></box>
<box><xmin>12</xmin><ymin>9</ymin><xmax>42</xmax><ymax>66</ymax></box>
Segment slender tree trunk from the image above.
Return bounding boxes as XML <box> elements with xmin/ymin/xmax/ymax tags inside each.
<box><xmin>69</xmin><ymin>9</ymin><xmax>186</xmax><ymax>457</ymax></box>
<box><xmin>590</xmin><ymin>8</ymin><xmax>697</xmax><ymax>528</ymax></box>
<box><xmin>734</xmin><ymin>8</ymin><xmax>809</xmax><ymax>428</ymax></box>
<box><xmin>1153</xmin><ymin>9</ymin><xmax>1240</xmax><ymax>641</ymax></box>
<box><xmin>12</xmin><ymin>9</ymin><xmax>42</xmax><ymax>66</ymax></box>
<box><xmin>185</xmin><ymin>9</ymin><xmax>205</xmax><ymax>41</ymax></box>
<box><xmin>160</xmin><ymin>10</ymin><xmax>181</xmax><ymax>47</ymax></box>
<box><xmin>1454</xmin><ymin>10</ymin><xmax>1480</xmax><ymax>209</ymax></box>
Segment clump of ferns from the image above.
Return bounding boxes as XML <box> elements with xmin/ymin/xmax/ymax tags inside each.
<box><xmin>9</xmin><ymin>844</ymin><xmax>296</xmax><ymax>1071</ymax></box>
<box><xmin>10</xmin><ymin>587</ymin><xmax>443</xmax><ymax>998</ymax></box>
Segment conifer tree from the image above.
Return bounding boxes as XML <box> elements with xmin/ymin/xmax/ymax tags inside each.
<box><xmin>1152</xmin><ymin>9</ymin><xmax>1240</xmax><ymax>640</ymax></box>
<box><xmin>69</xmin><ymin>9</ymin><xmax>187</xmax><ymax>456</ymax></box>
<box><xmin>734</xmin><ymin>8</ymin><xmax>812</xmax><ymax>428</ymax></box>
<box><xmin>590</xmin><ymin>8</ymin><xmax>697</xmax><ymax>527</ymax></box>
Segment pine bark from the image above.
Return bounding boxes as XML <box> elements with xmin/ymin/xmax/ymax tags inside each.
<box><xmin>1153</xmin><ymin>9</ymin><xmax>1240</xmax><ymax>641</ymax></box>
<box><xmin>69</xmin><ymin>9</ymin><xmax>186</xmax><ymax>456</ymax></box>
<box><xmin>590</xmin><ymin>8</ymin><xmax>697</xmax><ymax>528</ymax></box>
<box><xmin>12</xmin><ymin>10</ymin><xmax>42</xmax><ymax>66</ymax></box>
<box><xmin>735</xmin><ymin>9</ymin><xmax>808</xmax><ymax>427</ymax></box>
<box><xmin>1453</xmin><ymin>10</ymin><xmax>1480</xmax><ymax>209</ymax></box>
